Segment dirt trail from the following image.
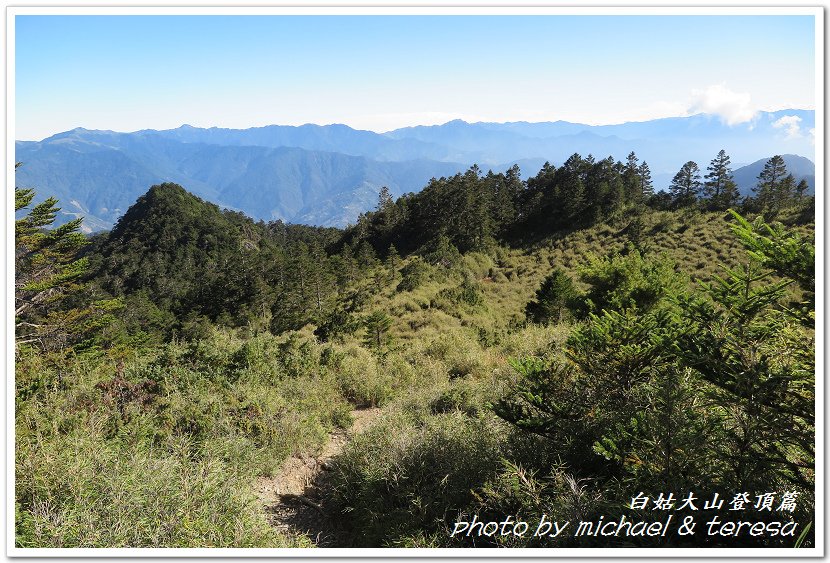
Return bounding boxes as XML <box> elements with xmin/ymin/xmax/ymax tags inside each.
<box><xmin>256</xmin><ymin>407</ymin><xmax>382</xmax><ymax>546</ymax></box>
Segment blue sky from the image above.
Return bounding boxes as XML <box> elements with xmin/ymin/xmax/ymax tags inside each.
<box><xmin>14</xmin><ymin>14</ymin><xmax>816</xmax><ymax>140</ymax></box>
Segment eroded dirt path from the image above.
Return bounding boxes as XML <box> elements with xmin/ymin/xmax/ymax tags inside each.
<box><xmin>256</xmin><ymin>407</ymin><xmax>382</xmax><ymax>546</ymax></box>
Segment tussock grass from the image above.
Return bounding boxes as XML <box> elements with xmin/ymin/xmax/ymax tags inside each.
<box><xmin>17</xmin><ymin>208</ymin><xmax>810</xmax><ymax>548</ymax></box>
<box><xmin>329</xmin><ymin>407</ymin><xmax>508</xmax><ymax>547</ymax></box>
<box><xmin>15</xmin><ymin>328</ymin><xmax>350</xmax><ymax>547</ymax></box>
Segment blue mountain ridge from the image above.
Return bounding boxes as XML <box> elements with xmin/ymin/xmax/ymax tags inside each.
<box><xmin>15</xmin><ymin>110</ymin><xmax>815</xmax><ymax>231</ymax></box>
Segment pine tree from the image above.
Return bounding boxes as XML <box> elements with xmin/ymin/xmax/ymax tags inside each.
<box><xmin>468</xmin><ymin>169</ymin><xmax>494</xmax><ymax>251</ymax></box>
<box><xmin>356</xmin><ymin>240</ymin><xmax>378</xmax><ymax>268</ymax></box>
<box><xmin>558</xmin><ymin>154</ymin><xmax>587</xmax><ymax>224</ymax></box>
<box><xmin>703</xmin><ymin>150</ymin><xmax>740</xmax><ymax>210</ymax></box>
<box><xmin>375</xmin><ymin>185</ymin><xmax>399</xmax><ymax>238</ymax></box>
<box><xmin>587</xmin><ymin>156</ymin><xmax>626</xmax><ymax>219</ymax></box>
<box><xmin>780</xmin><ymin>173</ymin><xmax>796</xmax><ymax>205</ymax></box>
<box><xmin>377</xmin><ymin>185</ymin><xmax>393</xmax><ymax>212</ymax></box>
<box><xmin>502</xmin><ymin>163</ymin><xmax>524</xmax><ymax>221</ymax></box>
<box><xmin>638</xmin><ymin>161</ymin><xmax>654</xmax><ymax>199</ymax></box>
<box><xmin>754</xmin><ymin>155</ymin><xmax>789</xmax><ymax>214</ymax></box>
<box><xmin>335</xmin><ymin>243</ymin><xmax>358</xmax><ymax>289</ymax></box>
<box><xmin>308</xmin><ymin>238</ymin><xmax>335</xmax><ymax>321</ymax></box>
<box><xmin>669</xmin><ymin>161</ymin><xmax>702</xmax><ymax>208</ymax></box>
<box><xmin>729</xmin><ymin>210</ymin><xmax>814</xmax><ymax>320</ymax></box>
<box><xmin>363</xmin><ymin>310</ymin><xmax>392</xmax><ymax>350</ymax></box>
<box><xmin>795</xmin><ymin>178</ymin><xmax>810</xmax><ymax>200</ymax></box>
<box><xmin>15</xmin><ymin>172</ymin><xmax>116</xmax><ymax>351</ymax></box>
<box><xmin>577</xmin><ymin>248</ymin><xmax>684</xmax><ymax>316</ymax></box>
<box><xmin>275</xmin><ymin>241</ymin><xmax>314</xmax><ymax>330</ymax></box>
<box><xmin>385</xmin><ymin>244</ymin><xmax>400</xmax><ymax>271</ymax></box>
<box><xmin>496</xmin><ymin>214</ymin><xmax>814</xmax><ymax>522</ymax></box>
<box><xmin>385</xmin><ymin>244</ymin><xmax>401</xmax><ymax>284</ymax></box>
<box><xmin>623</xmin><ymin>151</ymin><xmax>642</xmax><ymax>202</ymax></box>
<box><xmin>525</xmin><ymin>268</ymin><xmax>579</xmax><ymax>324</ymax></box>
<box><xmin>676</xmin><ymin>256</ymin><xmax>813</xmax><ymax>489</ymax></box>
<box><xmin>488</xmin><ymin>168</ymin><xmax>520</xmax><ymax>236</ymax></box>
<box><xmin>441</xmin><ymin>165</ymin><xmax>495</xmax><ymax>253</ymax></box>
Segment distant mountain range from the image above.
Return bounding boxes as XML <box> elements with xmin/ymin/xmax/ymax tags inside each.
<box><xmin>15</xmin><ymin>109</ymin><xmax>815</xmax><ymax>231</ymax></box>
<box><xmin>731</xmin><ymin>154</ymin><xmax>815</xmax><ymax>196</ymax></box>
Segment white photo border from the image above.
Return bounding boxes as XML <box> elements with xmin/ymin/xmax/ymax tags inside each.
<box><xmin>5</xmin><ymin>3</ymin><xmax>824</xmax><ymax>559</ymax></box>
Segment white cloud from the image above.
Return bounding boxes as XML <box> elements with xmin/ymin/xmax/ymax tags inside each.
<box><xmin>771</xmin><ymin>115</ymin><xmax>803</xmax><ymax>139</ymax></box>
<box><xmin>689</xmin><ymin>84</ymin><xmax>756</xmax><ymax>126</ymax></box>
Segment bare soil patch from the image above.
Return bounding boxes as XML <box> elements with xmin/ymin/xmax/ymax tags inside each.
<box><xmin>256</xmin><ymin>406</ymin><xmax>382</xmax><ymax>546</ymax></box>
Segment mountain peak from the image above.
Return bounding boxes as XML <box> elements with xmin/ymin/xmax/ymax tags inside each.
<box><xmin>111</xmin><ymin>182</ymin><xmax>226</xmax><ymax>239</ymax></box>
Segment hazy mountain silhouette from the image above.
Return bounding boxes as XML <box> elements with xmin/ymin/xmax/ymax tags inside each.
<box><xmin>15</xmin><ymin>110</ymin><xmax>814</xmax><ymax>231</ymax></box>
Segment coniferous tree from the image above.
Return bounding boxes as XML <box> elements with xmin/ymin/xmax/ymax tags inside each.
<box><xmin>577</xmin><ymin>248</ymin><xmax>683</xmax><ymax>317</ymax></box>
<box><xmin>647</xmin><ymin>190</ymin><xmax>674</xmax><ymax>211</ymax></box>
<box><xmin>729</xmin><ymin>211</ymin><xmax>814</xmax><ymax>322</ymax></box>
<box><xmin>676</xmin><ymin>220</ymin><xmax>814</xmax><ymax>490</ymax></box>
<box><xmin>780</xmin><ymin>173</ymin><xmax>796</xmax><ymax>206</ymax></box>
<box><xmin>562</xmin><ymin>155</ymin><xmax>589</xmax><ymax>221</ymax></box>
<box><xmin>15</xmin><ymin>172</ymin><xmax>110</xmax><ymax>351</ymax></box>
<box><xmin>487</xmin><ymin>167</ymin><xmax>521</xmax><ymax>236</ymax></box>
<box><xmin>525</xmin><ymin>268</ymin><xmax>579</xmax><ymax>324</ymax></box>
<box><xmin>703</xmin><ymin>150</ymin><xmax>740</xmax><ymax>210</ymax></box>
<box><xmin>377</xmin><ymin>185</ymin><xmax>393</xmax><ymax>212</ymax></box>
<box><xmin>669</xmin><ymin>161</ymin><xmax>702</xmax><ymax>208</ymax></box>
<box><xmin>272</xmin><ymin>241</ymin><xmax>313</xmax><ymax>331</ymax></box>
<box><xmin>363</xmin><ymin>310</ymin><xmax>392</xmax><ymax>349</ymax></box>
<box><xmin>356</xmin><ymin>240</ymin><xmax>378</xmax><ymax>269</ymax></box>
<box><xmin>532</xmin><ymin>156</ymin><xmax>571</xmax><ymax>227</ymax></box>
<box><xmin>601</xmin><ymin>156</ymin><xmax>626</xmax><ymax>216</ymax></box>
<box><xmin>754</xmin><ymin>155</ymin><xmax>789</xmax><ymax>214</ymax></box>
<box><xmin>385</xmin><ymin>244</ymin><xmax>400</xmax><ymax>275</ymax></box>
<box><xmin>335</xmin><ymin>243</ymin><xmax>358</xmax><ymax>290</ymax></box>
<box><xmin>523</xmin><ymin>161</ymin><xmax>554</xmax><ymax>228</ymax></box>
<box><xmin>308</xmin><ymin>238</ymin><xmax>335</xmax><ymax>321</ymax></box>
<box><xmin>426</xmin><ymin>234</ymin><xmax>462</xmax><ymax>269</ymax></box>
<box><xmin>465</xmin><ymin>166</ymin><xmax>494</xmax><ymax>251</ymax></box>
<box><xmin>623</xmin><ymin>151</ymin><xmax>643</xmax><ymax>202</ymax></box>
<box><xmin>502</xmin><ymin>164</ymin><xmax>524</xmax><ymax>221</ymax></box>
<box><xmin>582</xmin><ymin>156</ymin><xmax>623</xmax><ymax>221</ymax></box>
<box><xmin>498</xmin><ymin>214</ymin><xmax>813</xmax><ymax>535</ymax></box>
<box><xmin>374</xmin><ymin>185</ymin><xmax>399</xmax><ymax>241</ymax></box>
<box><xmin>638</xmin><ymin>161</ymin><xmax>654</xmax><ymax>199</ymax></box>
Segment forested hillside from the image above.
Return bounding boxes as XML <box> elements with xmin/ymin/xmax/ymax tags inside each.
<box><xmin>15</xmin><ymin>150</ymin><xmax>815</xmax><ymax>549</ymax></box>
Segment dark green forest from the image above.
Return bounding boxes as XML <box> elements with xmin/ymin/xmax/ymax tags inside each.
<box><xmin>15</xmin><ymin>151</ymin><xmax>815</xmax><ymax>548</ymax></box>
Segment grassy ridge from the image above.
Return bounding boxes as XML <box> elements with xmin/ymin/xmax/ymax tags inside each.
<box><xmin>15</xmin><ymin>208</ymin><xmax>813</xmax><ymax>547</ymax></box>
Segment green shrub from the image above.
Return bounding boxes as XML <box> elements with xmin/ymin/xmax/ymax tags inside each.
<box><xmin>525</xmin><ymin>268</ymin><xmax>579</xmax><ymax>324</ymax></box>
<box><xmin>576</xmin><ymin>247</ymin><xmax>685</xmax><ymax>316</ymax></box>
<box><xmin>462</xmin><ymin>252</ymin><xmax>495</xmax><ymax>279</ymax></box>
<box><xmin>229</xmin><ymin>334</ymin><xmax>283</xmax><ymax>381</ymax></box>
<box><xmin>182</xmin><ymin>338</ymin><xmax>233</xmax><ymax>379</ymax></box>
<box><xmin>490</xmin><ymin>269</ymin><xmax>508</xmax><ymax>283</ymax></box>
<box><xmin>275</xmin><ymin>333</ymin><xmax>320</xmax><ymax>378</ymax></box>
<box><xmin>428</xmin><ymin>381</ymin><xmax>486</xmax><ymax>417</ymax></box>
<box><xmin>397</xmin><ymin>257</ymin><xmax>432</xmax><ymax>292</ymax></box>
<box><xmin>330</xmin><ymin>411</ymin><xmax>507</xmax><ymax>546</ymax></box>
<box><xmin>454</xmin><ymin>460</ymin><xmax>602</xmax><ymax>547</ymax></box>
<box><xmin>327</xmin><ymin>345</ymin><xmax>393</xmax><ymax>407</ymax></box>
